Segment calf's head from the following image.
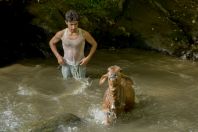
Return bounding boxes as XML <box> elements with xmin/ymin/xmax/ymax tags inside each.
<box><xmin>99</xmin><ymin>65</ymin><xmax>122</xmax><ymax>87</ymax></box>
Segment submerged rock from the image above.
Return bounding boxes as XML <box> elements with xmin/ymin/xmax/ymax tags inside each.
<box><xmin>22</xmin><ymin>113</ymin><xmax>81</xmax><ymax>132</ymax></box>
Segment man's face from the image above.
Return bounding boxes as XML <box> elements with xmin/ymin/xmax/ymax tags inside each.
<box><xmin>66</xmin><ymin>21</ymin><xmax>78</xmax><ymax>33</ymax></box>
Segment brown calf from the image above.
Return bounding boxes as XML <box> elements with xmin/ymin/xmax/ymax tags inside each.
<box><xmin>99</xmin><ymin>65</ymin><xmax>135</xmax><ymax>125</ymax></box>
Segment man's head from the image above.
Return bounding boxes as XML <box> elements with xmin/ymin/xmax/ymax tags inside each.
<box><xmin>65</xmin><ymin>10</ymin><xmax>79</xmax><ymax>22</ymax></box>
<box><xmin>65</xmin><ymin>10</ymin><xmax>79</xmax><ymax>33</ymax></box>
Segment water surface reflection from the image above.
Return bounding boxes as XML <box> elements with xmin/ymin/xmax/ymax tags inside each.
<box><xmin>0</xmin><ymin>49</ymin><xmax>198</xmax><ymax>132</ymax></box>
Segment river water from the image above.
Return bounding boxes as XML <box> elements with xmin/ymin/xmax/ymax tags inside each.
<box><xmin>0</xmin><ymin>49</ymin><xmax>198</xmax><ymax>132</ymax></box>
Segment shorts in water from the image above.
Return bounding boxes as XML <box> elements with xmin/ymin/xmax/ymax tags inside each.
<box><xmin>61</xmin><ymin>63</ymin><xmax>86</xmax><ymax>80</ymax></box>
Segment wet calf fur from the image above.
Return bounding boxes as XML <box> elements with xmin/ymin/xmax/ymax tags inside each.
<box><xmin>99</xmin><ymin>65</ymin><xmax>135</xmax><ymax>125</ymax></box>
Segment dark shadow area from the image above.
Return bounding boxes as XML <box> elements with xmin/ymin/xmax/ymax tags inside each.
<box><xmin>0</xmin><ymin>0</ymin><xmax>48</xmax><ymax>67</ymax></box>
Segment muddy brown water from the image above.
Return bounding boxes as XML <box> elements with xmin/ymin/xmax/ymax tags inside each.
<box><xmin>0</xmin><ymin>49</ymin><xmax>198</xmax><ymax>132</ymax></box>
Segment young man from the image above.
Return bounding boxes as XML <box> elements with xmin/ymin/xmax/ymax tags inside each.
<box><xmin>49</xmin><ymin>10</ymin><xmax>97</xmax><ymax>80</ymax></box>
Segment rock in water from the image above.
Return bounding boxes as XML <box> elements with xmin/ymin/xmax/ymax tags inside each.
<box><xmin>23</xmin><ymin>113</ymin><xmax>81</xmax><ymax>132</ymax></box>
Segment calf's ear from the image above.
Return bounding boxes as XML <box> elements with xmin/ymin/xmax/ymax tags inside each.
<box><xmin>99</xmin><ymin>74</ymin><xmax>108</xmax><ymax>86</ymax></box>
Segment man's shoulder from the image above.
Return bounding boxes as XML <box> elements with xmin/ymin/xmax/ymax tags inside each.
<box><xmin>59</xmin><ymin>28</ymin><xmax>67</xmax><ymax>33</ymax></box>
<box><xmin>78</xmin><ymin>28</ymin><xmax>89</xmax><ymax>36</ymax></box>
<box><xmin>56</xmin><ymin>29</ymin><xmax>66</xmax><ymax>36</ymax></box>
<box><xmin>79</xmin><ymin>28</ymin><xmax>88</xmax><ymax>33</ymax></box>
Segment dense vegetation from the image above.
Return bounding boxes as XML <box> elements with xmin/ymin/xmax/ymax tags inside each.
<box><xmin>1</xmin><ymin>0</ymin><xmax>198</xmax><ymax>66</ymax></box>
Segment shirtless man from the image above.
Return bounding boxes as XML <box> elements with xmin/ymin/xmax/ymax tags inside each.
<box><xmin>49</xmin><ymin>10</ymin><xmax>97</xmax><ymax>80</ymax></box>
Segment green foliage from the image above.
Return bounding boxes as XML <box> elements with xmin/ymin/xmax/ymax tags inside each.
<box><xmin>64</xmin><ymin>0</ymin><xmax>119</xmax><ymax>9</ymax></box>
<box><xmin>62</xmin><ymin>0</ymin><xmax>120</xmax><ymax>17</ymax></box>
<box><xmin>27</xmin><ymin>0</ymin><xmax>121</xmax><ymax>33</ymax></box>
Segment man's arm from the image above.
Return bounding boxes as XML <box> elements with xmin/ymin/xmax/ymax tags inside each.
<box><xmin>80</xmin><ymin>30</ymin><xmax>97</xmax><ymax>65</ymax></box>
<box><xmin>49</xmin><ymin>30</ymin><xmax>65</xmax><ymax>65</ymax></box>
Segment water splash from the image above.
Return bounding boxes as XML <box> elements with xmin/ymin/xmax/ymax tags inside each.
<box><xmin>0</xmin><ymin>98</ymin><xmax>20</xmax><ymax>131</ymax></box>
<box><xmin>0</xmin><ymin>110</ymin><xmax>20</xmax><ymax>131</ymax></box>
<box><xmin>57</xmin><ymin>125</ymin><xmax>78</xmax><ymax>132</ymax></box>
<box><xmin>71</xmin><ymin>78</ymin><xmax>93</xmax><ymax>95</ymax></box>
<box><xmin>0</xmin><ymin>95</ymin><xmax>41</xmax><ymax>131</ymax></box>
<box><xmin>87</xmin><ymin>105</ymin><xmax>105</xmax><ymax>125</ymax></box>
<box><xmin>17</xmin><ymin>84</ymin><xmax>36</xmax><ymax>96</ymax></box>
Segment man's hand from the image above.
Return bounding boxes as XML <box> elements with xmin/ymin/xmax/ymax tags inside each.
<box><xmin>57</xmin><ymin>56</ymin><xmax>65</xmax><ymax>65</ymax></box>
<box><xmin>79</xmin><ymin>57</ymin><xmax>90</xmax><ymax>65</ymax></box>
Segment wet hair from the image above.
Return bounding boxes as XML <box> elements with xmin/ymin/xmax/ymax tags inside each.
<box><xmin>65</xmin><ymin>10</ymin><xmax>79</xmax><ymax>22</ymax></box>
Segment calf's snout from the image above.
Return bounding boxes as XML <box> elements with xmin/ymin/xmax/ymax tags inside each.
<box><xmin>111</xmin><ymin>103</ymin><xmax>116</xmax><ymax>110</ymax></box>
<box><xmin>109</xmin><ymin>73</ymin><xmax>117</xmax><ymax>80</ymax></box>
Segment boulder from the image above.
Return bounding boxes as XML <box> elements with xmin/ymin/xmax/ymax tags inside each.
<box><xmin>22</xmin><ymin>113</ymin><xmax>81</xmax><ymax>132</ymax></box>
